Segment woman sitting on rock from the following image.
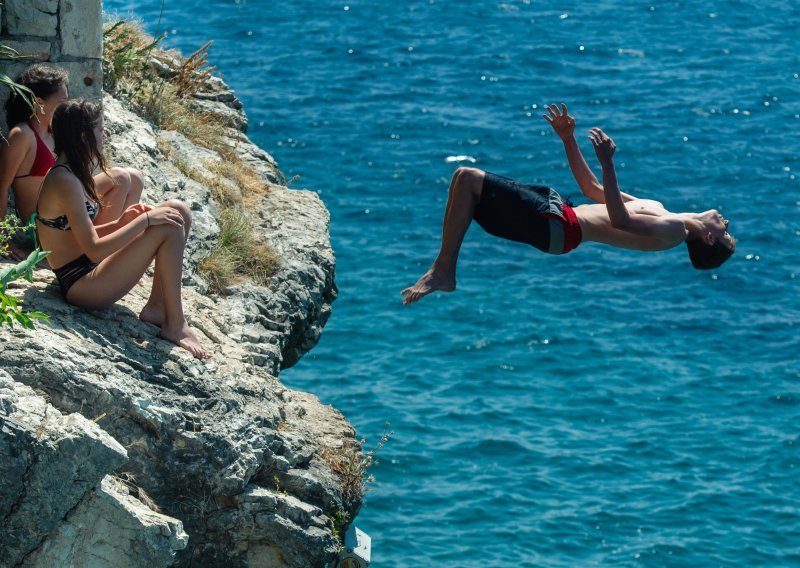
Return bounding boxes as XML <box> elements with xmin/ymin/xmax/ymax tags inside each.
<box><xmin>35</xmin><ymin>99</ymin><xmax>210</xmax><ymax>359</ymax></box>
<box><xmin>0</xmin><ymin>64</ymin><xmax>145</xmax><ymax>259</ymax></box>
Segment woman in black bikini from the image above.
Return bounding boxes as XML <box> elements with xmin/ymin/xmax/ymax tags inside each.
<box><xmin>0</xmin><ymin>64</ymin><xmax>145</xmax><ymax>259</ymax></box>
<box><xmin>36</xmin><ymin>99</ymin><xmax>210</xmax><ymax>359</ymax></box>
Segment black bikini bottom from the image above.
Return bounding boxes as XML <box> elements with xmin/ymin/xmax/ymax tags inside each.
<box><xmin>53</xmin><ymin>254</ymin><xmax>97</xmax><ymax>298</ymax></box>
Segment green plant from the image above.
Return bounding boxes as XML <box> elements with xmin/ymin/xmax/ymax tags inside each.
<box><xmin>319</xmin><ymin>422</ymin><xmax>394</xmax><ymax>503</ymax></box>
<box><xmin>0</xmin><ymin>64</ymin><xmax>48</xmax><ymax>329</ymax></box>
<box><xmin>326</xmin><ymin>501</ymin><xmax>351</xmax><ymax>550</ymax></box>
<box><xmin>272</xmin><ymin>475</ymin><xmax>288</xmax><ymax>496</ymax></box>
<box><xmin>102</xmin><ymin>20</ymin><xmax>164</xmax><ymax>97</ymax></box>
<box><xmin>0</xmin><ymin>45</ymin><xmax>36</xmax><ymax>142</ymax></box>
<box><xmin>0</xmin><ymin>216</ymin><xmax>50</xmax><ymax>329</ymax></box>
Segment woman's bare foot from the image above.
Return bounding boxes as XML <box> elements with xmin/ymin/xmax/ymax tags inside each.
<box><xmin>159</xmin><ymin>321</ymin><xmax>211</xmax><ymax>360</ymax></box>
<box><xmin>401</xmin><ymin>266</ymin><xmax>456</xmax><ymax>305</ymax></box>
<box><xmin>139</xmin><ymin>303</ymin><xmax>165</xmax><ymax>327</ymax></box>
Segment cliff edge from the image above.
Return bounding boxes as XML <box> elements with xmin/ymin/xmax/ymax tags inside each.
<box><xmin>0</xmin><ymin>69</ymin><xmax>359</xmax><ymax>568</ymax></box>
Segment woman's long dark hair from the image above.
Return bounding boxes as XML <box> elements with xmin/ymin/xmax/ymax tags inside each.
<box><xmin>52</xmin><ymin>99</ymin><xmax>107</xmax><ymax>207</ymax></box>
<box><xmin>5</xmin><ymin>64</ymin><xmax>68</xmax><ymax>128</ymax></box>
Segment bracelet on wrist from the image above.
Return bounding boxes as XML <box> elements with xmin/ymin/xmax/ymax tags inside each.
<box><xmin>146</xmin><ymin>212</ymin><xmax>150</xmax><ymax>227</ymax></box>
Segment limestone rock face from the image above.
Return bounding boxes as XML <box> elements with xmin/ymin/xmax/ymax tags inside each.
<box><xmin>0</xmin><ymin>87</ymin><xmax>355</xmax><ymax>566</ymax></box>
<box><xmin>0</xmin><ymin>372</ymin><xmax>122</xmax><ymax>563</ymax></box>
<box><xmin>24</xmin><ymin>476</ymin><xmax>188</xmax><ymax>567</ymax></box>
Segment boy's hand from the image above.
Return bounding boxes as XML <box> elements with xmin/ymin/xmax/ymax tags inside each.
<box><xmin>589</xmin><ymin>127</ymin><xmax>616</xmax><ymax>165</ymax></box>
<box><xmin>543</xmin><ymin>103</ymin><xmax>575</xmax><ymax>141</ymax></box>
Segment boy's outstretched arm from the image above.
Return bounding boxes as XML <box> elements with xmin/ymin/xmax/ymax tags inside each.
<box><xmin>543</xmin><ymin>103</ymin><xmax>636</xmax><ymax>203</ymax></box>
<box><xmin>589</xmin><ymin>128</ymin><xmax>684</xmax><ymax>246</ymax></box>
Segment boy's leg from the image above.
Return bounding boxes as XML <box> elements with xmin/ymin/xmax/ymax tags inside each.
<box><xmin>401</xmin><ymin>167</ymin><xmax>484</xmax><ymax>304</ymax></box>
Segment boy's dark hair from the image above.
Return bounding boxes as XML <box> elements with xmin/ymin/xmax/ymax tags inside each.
<box><xmin>686</xmin><ymin>237</ymin><xmax>735</xmax><ymax>269</ymax></box>
<box><xmin>5</xmin><ymin>64</ymin><xmax>69</xmax><ymax>127</ymax></box>
<box><xmin>52</xmin><ymin>99</ymin><xmax>107</xmax><ymax>208</ymax></box>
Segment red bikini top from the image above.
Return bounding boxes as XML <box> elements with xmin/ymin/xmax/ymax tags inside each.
<box><xmin>14</xmin><ymin>123</ymin><xmax>56</xmax><ymax>179</ymax></box>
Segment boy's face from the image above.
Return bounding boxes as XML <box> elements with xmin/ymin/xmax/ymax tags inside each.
<box><xmin>702</xmin><ymin>209</ymin><xmax>734</xmax><ymax>247</ymax></box>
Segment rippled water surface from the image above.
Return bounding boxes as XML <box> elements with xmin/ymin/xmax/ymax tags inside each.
<box><xmin>107</xmin><ymin>1</ymin><xmax>800</xmax><ymax>565</ymax></box>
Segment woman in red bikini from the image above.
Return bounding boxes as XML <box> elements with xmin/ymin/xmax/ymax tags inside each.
<box><xmin>401</xmin><ymin>103</ymin><xmax>735</xmax><ymax>304</ymax></box>
<box><xmin>0</xmin><ymin>64</ymin><xmax>146</xmax><ymax>258</ymax></box>
<box><xmin>36</xmin><ymin>99</ymin><xmax>209</xmax><ymax>359</ymax></box>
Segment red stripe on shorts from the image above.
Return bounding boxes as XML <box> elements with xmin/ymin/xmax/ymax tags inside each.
<box><xmin>561</xmin><ymin>205</ymin><xmax>582</xmax><ymax>254</ymax></box>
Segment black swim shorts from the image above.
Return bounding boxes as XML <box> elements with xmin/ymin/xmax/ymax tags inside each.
<box><xmin>472</xmin><ymin>171</ymin><xmax>581</xmax><ymax>255</ymax></box>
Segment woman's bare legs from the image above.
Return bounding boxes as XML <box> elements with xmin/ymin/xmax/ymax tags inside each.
<box><xmin>138</xmin><ymin>200</ymin><xmax>193</xmax><ymax>327</ymax></box>
<box><xmin>66</xmin><ymin>220</ymin><xmax>210</xmax><ymax>359</ymax></box>
<box><xmin>93</xmin><ymin>167</ymin><xmax>144</xmax><ymax>225</ymax></box>
<box><xmin>401</xmin><ymin>167</ymin><xmax>485</xmax><ymax>304</ymax></box>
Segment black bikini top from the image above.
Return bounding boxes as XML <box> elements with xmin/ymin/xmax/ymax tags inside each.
<box><xmin>35</xmin><ymin>164</ymin><xmax>100</xmax><ymax>231</ymax></box>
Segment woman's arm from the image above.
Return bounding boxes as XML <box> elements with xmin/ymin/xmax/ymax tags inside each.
<box><xmin>55</xmin><ymin>175</ymin><xmax>181</xmax><ymax>261</ymax></box>
<box><xmin>0</xmin><ymin>128</ymin><xmax>33</xmax><ymax>220</ymax></box>
<box><xmin>544</xmin><ymin>104</ymin><xmax>637</xmax><ymax>203</ymax></box>
<box><xmin>94</xmin><ymin>203</ymin><xmax>154</xmax><ymax>237</ymax></box>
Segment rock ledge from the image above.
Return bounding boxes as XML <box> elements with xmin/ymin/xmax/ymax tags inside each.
<box><xmin>0</xmin><ymin>81</ymin><xmax>356</xmax><ymax>566</ymax></box>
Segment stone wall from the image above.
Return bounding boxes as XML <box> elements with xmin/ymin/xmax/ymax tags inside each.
<box><xmin>0</xmin><ymin>0</ymin><xmax>103</xmax><ymax>131</ymax></box>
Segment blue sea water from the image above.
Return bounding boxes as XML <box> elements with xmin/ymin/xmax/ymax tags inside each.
<box><xmin>106</xmin><ymin>1</ymin><xmax>800</xmax><ymax>565</ymax></box>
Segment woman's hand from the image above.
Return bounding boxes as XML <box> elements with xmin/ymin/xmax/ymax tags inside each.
<box><xmin>543</xmin><ymin>103</ymin><xmax>575</xmax><ymax>141</ymax></box>
<box><xmin>117</xmin><ymin>203</ymin><xmax>154</xmax><ymax>227</ymax></box>
<box><xmin>147</xmin><ymin>206</ymin><xmax>185</xmax><ymax>228</ymax></box>
<box><xmin>589</xmin><ymin>127</ymin><xmax>616</xmax><ymax>165</ymax></box>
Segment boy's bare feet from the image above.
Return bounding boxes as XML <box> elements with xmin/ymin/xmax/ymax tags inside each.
<box><xmin>159</xmin><ymin>321</ymin><xmax>211</xmax><ymax>360</ymax></box>
<box><xmin>401</xmin><ymin>266</ymin><xmax>456</xmax><ymax>304</ymax></box>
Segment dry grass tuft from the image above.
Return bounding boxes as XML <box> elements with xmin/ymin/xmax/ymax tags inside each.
<box><xmin>111</xmin><ymin>472</ymin><xmax>162</xmax><ymax>513</ymax></box>
<box><xmin>173</xmin><ymin>40</ymin><xmax>216</xmax><ymax>99</ymax></box>
<box><xmin>155</xmin><ymin>135</ymin><xmax>171</xmax><ymax>158</ymax></box>
<box><xmin>317</xmin><ymin>422</ymin><xmax>394</xmax><ymax>503</ymax></box>
<box><xmin>139</xmin><ymin>82</ymin><xmax>233</xmax><ymax>158</ymax></box>
<box><xmin>198</xmin><ymin>208</ymin><xmax>281</xmax><ymax>294</ymax></box>
<box><xmin>103</xmin><ymin>21</ymin><xmax>236</xmax><ymax>160</ymax></box>
<box><xmin>104</xmin><ymin>20</ymin><xmax>284</xmax><ymax>292</ymax></box>
<box><xmin>172</xmin><ymin>159</ymin><xmax>240</xmax><ymax>208</ymax></box>
<box><xmin>318</xmin><ymin>443</ymin><xmax>367</xmax><ymax>503</ymax></box>
<box><xmin>205</xmin><ymin>159</ymin><xmax>272</xmax><ymax>207</ymax></box>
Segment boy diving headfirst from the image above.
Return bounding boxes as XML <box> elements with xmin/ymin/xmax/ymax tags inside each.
<box><xmin>401</xmin><ymin>103</ymin><xmax>735</xmax><ymax>304</ymax></box>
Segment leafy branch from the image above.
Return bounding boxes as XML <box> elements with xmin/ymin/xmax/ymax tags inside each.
<box><xmin>0</xmin><ymin>216</ymin><xmax>50</xmax><ymax>329</ymax></box>
<box><xmin>0</xmin><ymin>44</ymin><xmax>36</xmax><ymax>142</ymax></box>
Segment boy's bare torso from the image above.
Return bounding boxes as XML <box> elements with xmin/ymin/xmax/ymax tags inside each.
<box><xmin>575</xmin><ymin>199</ymin><xmax>682</xmax><ymax>251</ymax></box>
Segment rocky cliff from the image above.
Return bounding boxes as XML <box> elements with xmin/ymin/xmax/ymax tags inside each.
<box><xmin>0</xmin><ymin>80</ymin><xmax>360</xmax><ymax>566</ymax></box>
